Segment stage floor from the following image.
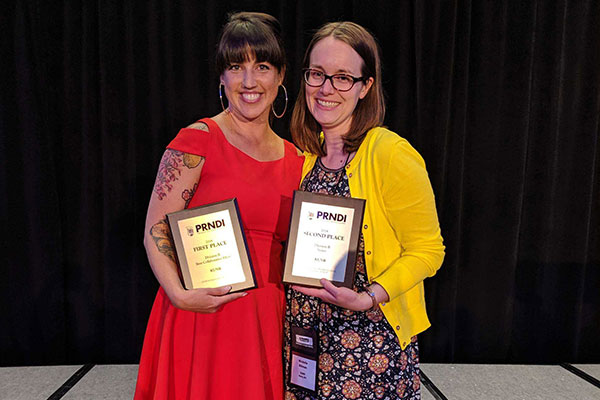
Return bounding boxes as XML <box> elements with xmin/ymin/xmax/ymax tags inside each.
<box><xmin>0</xmin><ymin>363</ymin><xmax>598</xmax><ymax>399</ymax></box>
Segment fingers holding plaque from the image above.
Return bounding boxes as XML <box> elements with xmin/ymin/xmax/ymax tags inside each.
<box><xmin>167</xmin><ymin>198</ymin><xmax>256</xmax><ymax>292</ymax></box>
<box><xmin>283</xmin><ymin>190</ymin><xmax>365</xmax><ymax>288</ymax></box>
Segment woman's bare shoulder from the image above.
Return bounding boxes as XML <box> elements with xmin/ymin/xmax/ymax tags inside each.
<box><xmin>185</xmin><ymin>121</ymin><xmax>209</xmax><ymax>132</ymax></box>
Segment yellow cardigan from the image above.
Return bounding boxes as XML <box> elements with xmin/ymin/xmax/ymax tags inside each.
<box><xmin>301</xmin><ymin>127</ymin><xmax>445</xmax><ymax>349</ymax></box>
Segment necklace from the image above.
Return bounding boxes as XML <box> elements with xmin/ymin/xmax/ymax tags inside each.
<box><xmin>321</xmin><ymin>140</ymin><xmax>352</xmax><ymax>168</ymax></box>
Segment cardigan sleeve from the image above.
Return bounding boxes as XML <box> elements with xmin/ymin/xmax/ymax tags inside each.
<box><xmin>374</xmin><ymin>139</ymin><xmax>445</xmax><ymax>299</ymax></box>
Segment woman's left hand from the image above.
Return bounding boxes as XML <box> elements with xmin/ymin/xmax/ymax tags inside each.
<box><xmin>292</xmin><ymin>279</ymin><xmax>372</xmax><ymax>311</ymax></box>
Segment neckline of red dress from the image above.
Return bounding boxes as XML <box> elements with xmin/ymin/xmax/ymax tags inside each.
<box><xmin>199</xmin><ymin>117</ymin><xmax>289</xmax><ymax>163</ymax></box>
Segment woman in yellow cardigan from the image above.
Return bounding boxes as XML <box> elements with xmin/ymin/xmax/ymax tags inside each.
<box><xmin>284</xmin><ymin>21</ymin><xmax>445</xmax><ymax>399</ymax></box>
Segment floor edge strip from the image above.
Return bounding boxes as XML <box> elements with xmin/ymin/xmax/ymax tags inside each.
<box><xmin>420</xmin><ymin>369</ymin><xmax>449</xmax><ymax>400</ymax></box>
<box><xmin>560</xmin><ymin>363</ymin><xmax>600</xmax><ymax>389</ymax></box>
<box><xmin>47</xmin><ymin>364</ymin><xmax>95</xmax><ymax>400</ymax></box>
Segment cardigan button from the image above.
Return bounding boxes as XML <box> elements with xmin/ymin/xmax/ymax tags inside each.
<box><xmin>348</xmin><ymin>173</ymin><xmax>353</xmax><ymax>177</ymax></box>
<box><xmin>403</xmin><ymin>342</ymin><xmax>407</xmax><ymax>347</ymax></box>
<box><xmin>367</xmin><ymin>251</ymin><xmax>372</xmax><ymax>255</ymax></box>
<box><xmin>364</xmin><ymin>224</ymin><xmax>368</xmax><ymax>229</ymax></box>
<box><xmin>396</xmin><ymin>325</ymin><xmax>400</xmax><ymax>330</ymax></box>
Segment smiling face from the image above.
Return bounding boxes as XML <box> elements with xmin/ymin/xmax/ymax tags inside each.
<box><xmin>305</xmin><ymin>36</ymin><xmax>373</xmax><ymax>136</ymax></box>
<box><xmin>221</xmin><ymin>54</ymin><xmax>283</xmax><ymax>123</ymax></box>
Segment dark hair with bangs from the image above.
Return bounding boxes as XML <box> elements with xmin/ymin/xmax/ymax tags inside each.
<box><xmin>291</xmin><ymin>22</ymin><xmax>385</xmax><ymax>156</ymax></box>
<box><xmin>215</xmin><ymin>12</ymin><xmax>286</xmax><ymax>76</ymax></box>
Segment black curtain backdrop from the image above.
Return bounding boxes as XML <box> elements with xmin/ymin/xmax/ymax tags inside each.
<box><xmin>1</xmin><ymin>0</ymin><xmax>599</xmax><ymax>366</ymax></box>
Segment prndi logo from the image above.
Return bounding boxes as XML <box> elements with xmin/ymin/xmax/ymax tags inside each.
<box><xmin>308</xmin><ymin>211</ymin><xmax>315</xmax><ymax>220</ymax></box>
<box><xmin>316</xmin><ymin>211</ymin><xmax>347</xmax><ymax>223</ymax></box>
<box><xmin>195</xmin><ymin>219</ymin><xmax>226</xmax><ymax>232</ymax></box>
<box><xmin>186</xmin><ymin>226</ymin><xmax>194</xmax><ymax>236</ymax></box>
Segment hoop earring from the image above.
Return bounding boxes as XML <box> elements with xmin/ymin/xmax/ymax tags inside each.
<box><xmin>219</xmin><ymin>83</ymin><xmax>227</xmax><ymax>112</ymax></box>
<box><xmin>272</xmin><ymin>84</ymin><xmax>288</xmax><ymax>119</ymax></box>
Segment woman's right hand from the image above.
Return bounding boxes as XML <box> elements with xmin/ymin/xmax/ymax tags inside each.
<box><xmin>171</xmin><ymin>286</ymin><xmax>248</xmax><ymax>313</ymax></box>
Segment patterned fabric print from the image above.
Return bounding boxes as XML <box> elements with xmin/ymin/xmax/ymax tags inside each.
<box><xmin>284</xmin><ymin>159</ymin><xmax>421</xmax><ymax>400</ymax></box>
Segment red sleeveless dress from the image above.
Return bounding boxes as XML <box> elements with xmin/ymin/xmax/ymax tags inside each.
<box><xmin>134</xmin><ymin>118</ymin><xmax>304</xmax><ymax>400</ymax></box>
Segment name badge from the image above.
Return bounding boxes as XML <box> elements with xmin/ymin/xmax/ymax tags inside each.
<box><xmin>289</xmin><ymin>326</ymin><xmax>318</xmax><ymax>393</ymax></box>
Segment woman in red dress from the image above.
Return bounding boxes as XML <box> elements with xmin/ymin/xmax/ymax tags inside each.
<box><xmin>134</xmin><ymin>12</ymin><xmax>303</xmax><ymax>399</ymax></box>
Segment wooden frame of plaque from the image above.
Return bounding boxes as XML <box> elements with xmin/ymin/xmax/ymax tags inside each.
<box><xmin>167</xmin><ymin>198</ymin><xmax>256</xmax><ymax>292</ymax></box>
<box><xmin>283</xmin><ymin>190</ymin><xmax>365</xmax><ymax>288</ymax></box>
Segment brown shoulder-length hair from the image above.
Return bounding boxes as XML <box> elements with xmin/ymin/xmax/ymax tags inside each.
<box><xmin>291</xmin><ymin>22</ymin><xmax>385</xmax><ymax>156</ymax></box>
<box><xmin>215</xmin><ymin>12</ymin><xmax>286</xmax><ymax>76</ymax></box>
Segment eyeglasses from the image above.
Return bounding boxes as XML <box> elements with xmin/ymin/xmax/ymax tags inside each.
<box><xmin>303</xmin><ymin>68</ymin><xmax>366</xmax><ymax>92</ymax></box>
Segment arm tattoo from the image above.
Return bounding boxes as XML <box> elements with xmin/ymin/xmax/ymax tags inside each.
<box><xmin>183</xmin><ymin>153</ymin><xmax>202</xmax><ymax>168</ymax></box>
<box><xmin>182</xmin><ymin>183</ymin><xmax>198</xmax><ymax>208</ymax></box>
<box><xmin>153</xmin><ymin>150</ymin><xmax>183</xmax><ymax>200</ymax></box>
<box><xmin>150</xmin><ymin>218</ymin><xmax>176</xmax><ymax>262</ymax></box>
<box><xmin>153</xmin><ymin>150</ymin><xmax>204</xmax><ymax>200</ymax></box>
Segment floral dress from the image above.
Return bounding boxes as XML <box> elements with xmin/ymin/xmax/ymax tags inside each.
<box><xmin>284</xmin><ymin>158</ymin><xmax>421</xmax><ymax>400</ymax></box>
